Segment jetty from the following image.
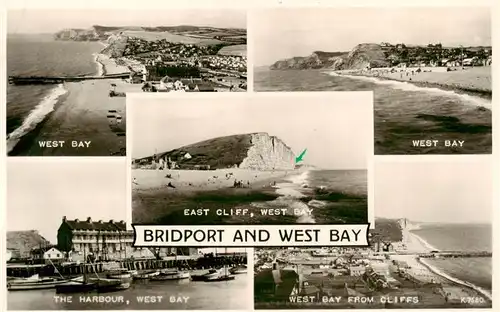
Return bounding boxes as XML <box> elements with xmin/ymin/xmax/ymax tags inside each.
<box><xmin>6</xmin><ymin>254</ymin><xmax>247</xmax><ymax>278</ymax></box>
<box><xmin>8</xmin><ymin>73</ymin><xmax>131</xmax><ymax>85</ymax></box>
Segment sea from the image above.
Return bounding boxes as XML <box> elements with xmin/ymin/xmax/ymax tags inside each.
<box><xmin>133</xmin><ymin>169</ymin><xmax>368</xmax><ymax>225</ymax></box>
<box><xmin>250</xmin><ymin>169</ymin><xmax>368</xmax><ymax>224</ymax></box>
<box><xmin>6</xmin><ymin>34</ymin><xmax>104</xmax><ymax>154</ymax></box>
<box><xmin>411</xmin><ymin>223</ymin><xmax>492</xmax><ymax>293</ymax></box>
<box><xmin>254</xmin><ymin>68</ymin><xmax>492</xmax><ymax>154</ymax></box>
<box><xmin>7</xmin><ymin>272</ymin><xmax>249</xmax><ymax>310</ymax></box>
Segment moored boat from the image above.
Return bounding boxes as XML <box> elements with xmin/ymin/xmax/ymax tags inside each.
<box><xmin>204</xmin><ymin>265</ymin><xmax>235</xmax><ymax>282</ymax></box>
<box><xmin>151</xmin><ymin>270</ymin><xmax>190</xmax><ymax>281</ymax></box>
<box><xmin>229</xmin><ymin>266</ymin><xmax>247</xmax><ymax>274</ymax></box>
<box><xmin>204</xmin><ymin>274</ymin><xmax>236</xmax><ymax>282</ymax></box>
<box><xmin>7</xmin><ymin>275</ymin><xmax>84</xmax><ymax>291</ymax></box>
<box><xmin>191</xmin><ymin>269</ymin><xmax>221</xmax><ymax>281</ymax></box>
<box><xmin>106</xmin><ymin>268</ymin><xmax>132</xmax><ymax>279</ymax></box>
<box><xmin>134</xmin><ymin>270</ymin><xmax>160</xmax><ymax>280</ymax></box>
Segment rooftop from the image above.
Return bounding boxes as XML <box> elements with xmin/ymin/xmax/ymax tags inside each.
<box><xmin>61</xmin><ymin>217</ymin><xmax>127</xmax><ymax>232</ymax></box>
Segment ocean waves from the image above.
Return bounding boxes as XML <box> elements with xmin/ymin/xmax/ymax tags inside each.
<box><xmin>6</xmin><ymin>84</ymin><xmax>68</xmax><ymax>153</ymax></box>
<box><xmin>252</xmin><ymin>169</ymin><xmax>368</xmax><ymax>224</ymax></box>
<box><xmin>328</xmin><ymin>71</ymin><xmax>492</xmax><ymax>110</ymax></box>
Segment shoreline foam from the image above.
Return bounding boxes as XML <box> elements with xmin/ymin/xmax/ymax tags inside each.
<box><xmin>6</xmin><ymin>84</ymin><xmax>68</xmax><ymax>154</ymax></box>
<box><xmin>328</xmin><ymin>71</ymin><xmax>492</xmax><ymax>110</ymax></box>
<box><xmin>408</xmin><ymin>231</ymin><xmax>491</xmax><ymax>301</ymax></box>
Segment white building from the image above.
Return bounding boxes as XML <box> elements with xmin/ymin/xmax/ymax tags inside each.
<box><xmin>44</xmin><ymin>247</ymin><xmax>64</xmax><ymax>261</ymax></box>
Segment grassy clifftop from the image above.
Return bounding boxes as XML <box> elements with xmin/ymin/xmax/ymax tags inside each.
<box><xmin>371</xmin><ymin>218</ymin><xmax>403</xmax><ymax>242</ymax></box>
<box><xmin>270</xmin><ymin>43</ymin><xmax>389</xmax><ymax>70</ymax></box>
<box><xmin>159</xmin><ymin>133</ymin><xmax>253</xmax><ymax>169</ymax></box>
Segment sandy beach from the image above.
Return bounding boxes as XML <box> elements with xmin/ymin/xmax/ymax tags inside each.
<box><xmin>8</xmin><ymin>47</ymin><xmax>142</xmax><ymax>156</ymax></box>
<box><xmin>336</xmin><ymin>66</ymin><xmax>492</xmax><ymax>96</ymax></box>
<box><xmin>132</xmin><ymin>168</ymin><xmax>292</xmax><ymax>192</ymax></box>
<box><xmin>391</xmin><ymin>228</ymin><xmax>492</xmax><ymax>301</ymax></box>
<box><xmin>131</xmin><ymin>168</ymin><xmax>310</xmax><ymax>225</ymax></box>
<box><xmin>96</xmin><ymin>53</ymin><xmax>131</xmax><ymax>75</ymax></box>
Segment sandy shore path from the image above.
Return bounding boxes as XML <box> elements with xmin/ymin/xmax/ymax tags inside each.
<box><xmin>9</xmin><ymin>79</ymin><xmax>141</xmax><ymax>156</ymax></box>
<box><xmin>132</xmin><ymin>168</ymin><xmax>292</xmax><ymax>192</ymax></box>
<box><xmin>336</xmin><ymin>66</ymin><xmax>492</xmax><ymax>95</ymax></box>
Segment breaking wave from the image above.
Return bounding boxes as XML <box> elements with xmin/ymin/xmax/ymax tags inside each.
<box><xmin>6</xmin><ymin>84</ymin><xmax>68</xmax><ymax>153</ymax></box>
<box><xmin>328</xmin><ymin>72</ymin><xmax>491</xmax><ymax>110</ymax></box>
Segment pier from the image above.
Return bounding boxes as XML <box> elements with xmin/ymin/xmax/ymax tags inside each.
<box><xmin>8</xmin><ymin>73</ymin><xmax>131</xmax><ymax>85</ymax></box>
<box><xmin>6</xmin><ymin>254</ymin><xmax>247</xmax><ymax>278</ymax></box>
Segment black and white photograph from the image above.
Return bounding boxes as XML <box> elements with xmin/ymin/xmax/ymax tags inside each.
<box><xmin>254</xmin><ymin>157</ymin><xmax>492</xmax><ymax>309</ymax></box>
<box><xmin>131</xmin><ymin>93</ymin><xmax>372</xmax><ymax>226</ymax></box>
<box><xmin>7</xmin><ymin>9</ymin><xmax>247</xmax><ymax>157</ymax></box>
<box><xmin>6</xmin><ymin>159</ymin><xmax>250</xmax><ymax>310</ymax></box>
<box><xmin>253</xmin><ymin>7</ymin><xmax>492</xmax><ymax>155</ymax></box>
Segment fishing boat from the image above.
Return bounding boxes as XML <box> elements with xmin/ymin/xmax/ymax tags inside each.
<box><xmin>56</xmin><ymin>278</ymin><xmax>124</xmax><ymax>294</ymax></box>
<box><xmin>151</xmin><ymin>269</ymin><xmax>190</xmax><ymax>281</ymax></box>
<box><xmin>229</xmin><ymin>265</ymin><xmax>247</xmax><ymax>274</ymax></box>
<box><xmin>191</xmin><ymin>269</ymin><xmax>220</xmax><ymax>281</ymax></box>
<box><xmin>7</xmin><ymin>274</ymin><xmax>84</xmax><ymax>291</ymax></box>
<box><xmin>106</xmin><ymin>268</ymin><xmax>132</xmax><ymax>279</ymax></box>
<box><xmin>204</xmin><ymin>266</ymin><xmax>235</xmax><ymax>282</ymax></box>
<box><xmin>205</xmin><ymin>273</ymin><xmax>235</xmax><ymax>282</ymax></box>
<box><xmin>134</xmin><ymin>270</ymin><xmax>160</xmax><ymax>280</ymax></box>
<box><xmin>89</xmin><ymin>277</ymin><xmax>131</xmax><ymax>291</ymax></box>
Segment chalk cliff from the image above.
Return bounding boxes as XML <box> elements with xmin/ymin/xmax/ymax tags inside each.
<box><xmin>136</xmin><ymin>133</ymin><xmax>296</xmax><ymax>170</ymax></box>
<box><xmin>239</xmin><ymin>133</ymin><xmax>295</xmax><ymax>170</ymax></box>
<box><xmin>270</xmin><ymin>43</ymin><xmax>390</xmax><ymax>70</ymax></box>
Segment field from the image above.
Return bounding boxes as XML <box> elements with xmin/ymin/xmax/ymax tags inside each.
<box><xmin>121</xmin><ymin>30</ymin><xmax>224</xmax><ymax>45</ymax></box>
<box><xmin>218</xmin><ymin>44</ymin><xmax>247</xmax><ymax>57</ymax></box>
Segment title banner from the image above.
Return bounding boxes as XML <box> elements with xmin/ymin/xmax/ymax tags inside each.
<box><xmin>132</xmin><ymin>224</ymin><xmax>370</xmax><ymax>247</ymax></box>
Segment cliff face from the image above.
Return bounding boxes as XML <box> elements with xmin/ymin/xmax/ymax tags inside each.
<box><xmin>54</xmin><ymin>27</ymin><xmax>100</xmax><ymax>41</ymax></box>
<box><xmin>270</xmin><ymin>43</ymin><xmax>390</xmax><ymax>70</ymax></box>
<box><xmin>270</xmin><ymin>51</ymin><xmax>346</xmax><ymax>70</ymax></box>
<box><xmin>137</xmin><ymin>133</ymin><xmax>295</xmax><ymax>170</ymax></box>
<box><xmin>7</xmin><ymin>230</ymin><xmax>50</xmax><ymax>258</ymax></box>
<box><xmin>239</xmin><ymin>133</ymin><xmax>295</xmax><ymax>170</ymax></box>
<box><xmin>100</xmin><ymin>34</ymin><xmax>128</xmax><ymax>57</ymax></box>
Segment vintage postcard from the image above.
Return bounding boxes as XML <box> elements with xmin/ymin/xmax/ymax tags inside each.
<box><xmin>252</xmin><ymin>7</ymin><xmax>492</xmax><ymax>155</ymax></box>
<box><xmin>254</xmin><ymin>157</ymin><xmax>492</xmax><ymax>309</ymax></box>
<box><xmin>129</xmin><ymin>93</ymin><xmax>373</xmax><ymax>226</ymax></box>
<box><xmin>6</xmin><ymin>9</ymin><xmax>247</xmax><ymax>156</ymax></box>
<box><xmin>6</xmin><ymin>159</ymin><xmax>250</xmax><ymax>310</ymax></box>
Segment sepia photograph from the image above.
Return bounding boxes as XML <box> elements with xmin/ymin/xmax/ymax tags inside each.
<box><xmin>7</xmin><ymin>9</ymin><xmax>247</xmax><ymax>157</ymax></box>
<box><xmin>6</xmin><ymin>159</ymin><xmax>250</xmax><ymax>310</ymax></box>
<box><xmin>254</xmin><ymin>157</ymin><xmax>492</xmax><ymax>309</ymax></box>
<box><xmin>130</xmin><ymin>93</ymin><xmax>372</xmax><ymax>226</ymax></box>
<box><xmin>253</xmin><ymin>7</ymin><xmax>492</xmax><ymax>155</ymax></box>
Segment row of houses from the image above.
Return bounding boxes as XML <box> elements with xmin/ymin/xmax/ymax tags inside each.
<box><xmin>7</xmin><ymin>217</ymin><xmax>200</xmax><ymax>264</ymax></box>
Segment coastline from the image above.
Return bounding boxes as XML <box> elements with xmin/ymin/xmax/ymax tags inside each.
<box><xmin>331</xmin><ymin>67</ymin><xmax>492</xmax><ymax>101</ymax></box>
<box><xmin>405</xmin><ymin>230</ymin><xmax>492</xmax><ymax>301</ymax></box>
<box><xmin>132</xmin><ymin>168</ymin><xmax>295</xmax><ymax>192</ymax></box>
<box><xmin>132</xmin><ymin>168</ymin><xmax>368</xmax><ymax>225</ymax></box>
<box><xmin>8</xmin><ymin>40</ymin><xmax>136</xmax><ymax>156</ymax></box>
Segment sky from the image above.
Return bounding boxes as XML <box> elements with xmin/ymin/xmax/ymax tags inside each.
<box><xmin>374</xmin><ymin>157</ymin><xmax>492</xmax><ymax>224</ymax></box>
<box><xmin>253</xmin><ymin>7</ymin><xmax>491</xmax><ymax>66</ymax></box>
<box><xmin>7</xmin><ymin>9</ymin><xmax>246</xmax><ymax>34</ymax></box>
<box><xmin>131</xmin><ymin>93</ymin><xmax>373</xmax><ymax>170</ymax></box>
<box><xmin>7</xmin><ymin>159</ymin><xmax>128</xmax><ymax>243</ymax></box>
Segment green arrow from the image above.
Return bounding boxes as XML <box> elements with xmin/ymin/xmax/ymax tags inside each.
<box><xmin>295</xmin><ymin>148</ymin><xmax>307</xmax><ymax>163</ymax></box>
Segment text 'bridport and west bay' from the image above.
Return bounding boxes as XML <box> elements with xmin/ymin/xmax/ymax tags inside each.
<box><xmin>132</xmin><ymin>225</ymin><xmax>370</xmax><ymax>247</ymax></box>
